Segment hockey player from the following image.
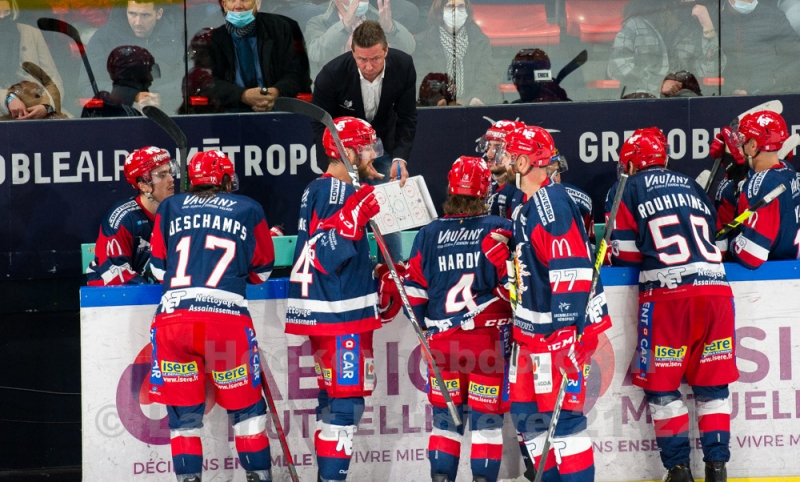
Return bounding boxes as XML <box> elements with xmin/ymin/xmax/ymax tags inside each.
<box><xmin>393</xmin><ymin>156</ymin><xmax>512</xmax><ymax>482</ymax></box>
<box><xmin>148</xmin><ymin>150</ymin><xmax>277</xmax><ymax>482</ymax></box>
<box><xmin>284</xmin><ymin>116</ymin><xmax>383</xmax><ymax>482</ymax></box>
<box><xmin>728</xmin><ymin>111</ymin><xmax>800</xmax><ymax>269</ymax></box>
<box><xmin>505</xmin><ymin>125</ymin><xmax>611</xmax><ymax>482</ymax></box>
<box><xmin>608</xmin><ymin>128</ymin><xmax>738</xmax><ymax>482</ymax></box>
<box><xmin>479</xmin><ymin>120</ymin><xmax>525</xmax><ymax>220</ymax></box>
<box><xmin>86</xmin><ymin>146</ymin><xmax>176</xmax><ymax>285</ymax></box>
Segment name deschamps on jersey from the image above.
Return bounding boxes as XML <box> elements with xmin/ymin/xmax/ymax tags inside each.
<box><xmin>169</xmin><ymin>213</ymin><xmax>248</xmax><ymax>240</ymax></box>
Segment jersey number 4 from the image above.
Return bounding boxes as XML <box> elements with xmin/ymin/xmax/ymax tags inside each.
<box><xmin>170</xmin><ymin>235</ymin><xmax>237</xmax><ymax>288</ymax></box>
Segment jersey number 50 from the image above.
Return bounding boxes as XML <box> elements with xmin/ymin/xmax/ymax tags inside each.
<box><xmin>649</xmin><ymin>214</ymin><xmax>721</xmax><ymax>264</ymax></box>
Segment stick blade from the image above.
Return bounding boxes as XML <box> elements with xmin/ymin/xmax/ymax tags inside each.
<box><xmin>142</xmin><ymin>106</ymin><xmax>188</xmax><ymax>148</ymax></box>
<box><xmin>778</xmin><ymin>134</ymin><xmax>800</xmax><ymax>160</ymax></box>
<box><xmin>738</xmin><ymin>100</ymin><xmax>783</xmax><ymax>120</ymax></box>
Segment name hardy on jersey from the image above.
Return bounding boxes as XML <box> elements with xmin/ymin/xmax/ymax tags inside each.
<box><xmin>636</xmin><ymin>191</ymin><xmax>712</xmax><ymax>219</ymax></box>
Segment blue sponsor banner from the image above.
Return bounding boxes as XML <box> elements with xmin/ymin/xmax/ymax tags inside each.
<box><xmin>3</xmin><ymin>95</ymin><xmax>800</xmax><ymax>279</ymax></box>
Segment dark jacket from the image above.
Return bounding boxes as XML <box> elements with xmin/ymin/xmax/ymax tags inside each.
<box><xmin>209</xmin><ymin>13</ymin><xmax>312</xmax><ymax>110</ymax></box>
<box><xmin>412</xmin><ymin>21</ymin><xmax>498</xmax><ymax>104</ymax></box>
<box><xmin>312</xmin><ymin>48</ymin><xmax>417</xmax><ymax>163</ymax></box>
<box><xmin>720</xmin><ymin>2</ymin><xmax>800</xmax><ymax>94</ymax></box>
<box><xmin>81</xmin><ymin>2</ymin><xmax>183</xmax><ymax>111</ymax></box>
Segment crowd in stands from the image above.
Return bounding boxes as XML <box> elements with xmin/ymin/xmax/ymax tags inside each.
<box><xmin>2</xmin><ymin>0</ymin><xmax>800</xmax><ymax>120</ymax></box>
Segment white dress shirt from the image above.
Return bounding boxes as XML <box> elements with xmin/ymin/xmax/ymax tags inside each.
<box><xmin>358</xmin><ymin>67</ymin><xmax>384</xmax><ymax>123</ymax></box>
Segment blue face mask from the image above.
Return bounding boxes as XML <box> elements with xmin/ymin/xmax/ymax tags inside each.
<box><xmin>730</xmin><ymin>0</ymin><xmax>757</xmax><ymax>14</ymax></box>
<box><xmin>226</xmin><ymin>10</ymin><xmax>256</xmax><ymax>27</ymax></box>
<box><xmin>344</xmin><ymin>1</ymin><xmax>370</xmax><ymax>17</ymax></box>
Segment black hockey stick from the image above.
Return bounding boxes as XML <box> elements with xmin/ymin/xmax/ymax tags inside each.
<box><xmin>554</xmin><ymin>49</ymin><xmax>587</xmax><ymax>85</ymax></box>
<box><xmin>715</xmin><ymin>183</ymin><xmax>786</xmax><ymax>239</ymax></box>
<box><xmin>142</xmin><ymin>106</ymin><xmax>189</xmax><ymax>192</ymax></box>
<box><xmin>273</xmin><ymin>97</ymin><xmax>463</xmax><ymax>427</ymax></box>
<box><xmin>533</xmin><ymin>173</ymin><xmax>629</xmax><ymax>482</ymax></box>
<box><xmin>37</xmin><ymin>17</ymin><xmax>99</xmax><ymax>97</ymax></box>
<box><xmin>258</xmin><ymin>347</ymin><xmax>300</xmax><ymax>482</ymax></box>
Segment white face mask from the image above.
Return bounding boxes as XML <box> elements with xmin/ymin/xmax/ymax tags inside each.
<box><xmin>443</xmin><ymin>9</ymin><xmax>467</xmax><ymax>31</ymax></box>
<box><xmin>730</xmin><ymin>0</ymin><xmax>757</xmax><ymax>14</ymax></box>
<box><xmin>343</xmin><ymin>1</ymin><xmax>370</xmax><ymax>16</ymax></box>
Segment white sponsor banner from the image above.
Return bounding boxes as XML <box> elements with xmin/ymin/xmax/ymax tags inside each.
<box><xmin>81</xmin><ymin>277</ymin><xmax>800</xmax><ymax>481</ymax></box>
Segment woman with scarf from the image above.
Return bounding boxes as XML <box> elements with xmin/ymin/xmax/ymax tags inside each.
<box><xmin>412</xmin><ymin>0</ymin><xmax>498</xmax><ymax>106</ymax></box>
<box><xmin>0</xmin><ymin>0</ymin><xmax>65</xmax><ymax>120</ymax></box>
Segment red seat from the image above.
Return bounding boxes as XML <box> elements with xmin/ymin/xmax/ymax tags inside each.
<box><xmin>472</xmin><ymin>4</ymin><xmax>560</xmax><ymax>47</ymax></box>
<box><xmin>565</xmin><ymin>0</ymin><xmax>627</xmax><ymax>43</ymax></box>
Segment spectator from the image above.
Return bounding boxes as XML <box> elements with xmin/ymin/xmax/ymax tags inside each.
<box><xmin>82</xmin><ymin>45</ymin><xmax>160</xmax><ymax>118</ymax></box>
<box><xmin>312</xmin><ymin>20</ymin><xmax>417</xmax><ymax>261</ymax></box>
<box><xmin>660</xmin><ymin>69</ymin><xmax>702</xmax><ymax>97</ymax></box>
<box><xmin>608</xmin><ymin>0</ymin><xmax>724</xmax><ymax>98</ymax></box>
<box><xmin>209</xmin><ymin>0</ymin><xmax>312</xmax><ymax>112</ymax></box>
<box><xmin>508</xmin><ymin>48</ymin><xmax>569</xmax><ymax>103</ymax></box>
<box><xmin>80</xmin><ymin>0</ymin><xmax>184</xmax><ymax>113</ymax></box>
<box><xmin>86</xmin><ymin>146</ymin><xmax>176</xmax><ymax>285</ymax></box>
<box><xmin>417</xmin><ymin>72</ymin><xmax>457</xmax><ymax>106</ymax></box>
<box><xmin>719</xmin><ymin>0</ymin><xmax>800</xmax><ymax>95</ymax></box>
<box><xmin>179</xmin><ymin>27</ymin><xmax>223</xmax><ymax>115</ymax></box>
<box><xmin>412</xmin><ymin>0</ymin><xmax>497</xmax><ymax>105</ymax></box>
<box><xmin>0</xmin><ymin>0</ymin><xmax>65</xmax><ymax>120</ymax></box>
<box><xmin>305</xmin><ymin>0</ymin><xmax>415</xmax><ymax>74</ymax></box>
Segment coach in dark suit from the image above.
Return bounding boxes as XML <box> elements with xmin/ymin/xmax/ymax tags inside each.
<box><xmin>312</xmin><ymin>20</ymin><xmax>417</xmax><ymax>182</ymax></box>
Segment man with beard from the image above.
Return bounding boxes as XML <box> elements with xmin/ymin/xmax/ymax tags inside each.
<box><xmin>480</xmin><ymin>120</ymin><xmax>526</xmax><ymax>219</ymax></box>
<box><xmin>608</xmin><ymin>0</ymin><xmax>724</xmax><ymax>98</ymax></box>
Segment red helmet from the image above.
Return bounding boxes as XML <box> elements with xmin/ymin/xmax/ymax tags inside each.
<box><xmin>619</xmin><ymin>127</ymin><xmax>668</xmax><ymax>171</ymax></box>
<box><xmin>189</xmin><ymin>150</ymin><xmax>235</xmax><ymax>187</ymax></box>
<box><xmin>448</xmin><ymin>156</ymin><xmax>491</xmax><ymax>197</ymax></box>
<box><xmin>485</xmin><ymin>120</ymin><xmax>526</xmax><ymax>143</ymax></box>
<box><xmin>737</xmin><ymin>110</ymin><xmax>788</xmax><ymax>152</ymax></box>
<box><xmin>503</xmin><ymin>125</ymin><xmax>556</xmax><ymax>168</ymax></box>
<box><xmin>124</xmin><ymin>146</ymin><xmax>172</xmax><ymax>186</ymax></box>
<box><xmin>323</xmin><ymin>117</ymin><xmax>378</xmax><ymax>159</ymax></box>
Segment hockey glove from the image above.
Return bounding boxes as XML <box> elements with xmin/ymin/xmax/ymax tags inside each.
<box><xmin>481</xmin><ymin>228</ymin><xmax>512</xmax><ymax>277</ymax></box>
<box><xmin>710</xmin><ymin>127</ymin><xmax>744</xmax><ymax>166</ymax></box>
<box><xmin>332</xmin><ymin>185</ymin><xmax>380</xmax><ymax>241</ymax></box>
<box><xmin>269</xmin><ymin>225</ymin><xmax>285</xmax><ymax>237</ymax></box>
<box><xmin>376</xmin><ymin>262</ymin><xmax>407</xmax><ymax>324</ymax></box>
<box><xmin>531</xmin><ymin>327</ymin><xmax>591</xmax><ymax>377</ymax></box>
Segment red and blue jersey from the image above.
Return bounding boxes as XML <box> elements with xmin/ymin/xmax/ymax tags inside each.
<box><xmin>563</xmin><ymin>182</ymin><xmax>595</xmax><ymax>242</ymax></box>
<box><xmin>487</xmin><ymin>181</ymin><xmax>519</xmax><ymax>220</ymax></box>
<box><xmin>285</xmin><ymin>176</ymin><xmax>381</xmax><ymax>336</ymax></box>
<box><xmin>511</xmin><ymin>179</ymin><xmax>610</xmax><ymax>340</ymax></box>
<box><xmin>730</xmin><ymin>164</ymin><xmax>800</xmax><ymax>269</ymax></box>
<box><xmin>404</xmin><ymin>214</ymin><xmax>513</xmax><ymax>337</ymax></box>
<box><xmin>87</xmin><ymin>196</ymin><xmax>154</xmax><ymax>286</ymax></box>
<box><xmin>607</xmin><ymin>168</ymin><xmax>732</xmax><ymax>300</ymax></box>
<box><xmin>149</xmin><ymin>192</ymin><xmax>275</xmax><ymax>323</ymax></box>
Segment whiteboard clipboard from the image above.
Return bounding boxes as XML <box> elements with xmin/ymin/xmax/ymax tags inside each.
<box><xmin>372</xmin><ymin>175</ymin><xmax>438</xmax><ymax>234</ymax></box>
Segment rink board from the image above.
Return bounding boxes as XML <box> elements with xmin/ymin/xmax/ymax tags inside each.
<box><xmin>80</xmin><ymin>261</ymin><xmax>800</xmax><ymax>481</ymax></box>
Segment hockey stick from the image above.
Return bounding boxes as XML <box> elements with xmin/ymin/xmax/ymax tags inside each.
<box><xmin>703</xmin><ymin>100</ymin><xmax>784</xmax><ymax>194</ymax></box>
<box><xmin>272</xmin><ymin>97</ymin><xmax>463</xmax><ymax>426</ymax></box>
<box><xmin>257</xmin><ymin>347</ymin><xmax>300</xmax><ymax>482</ymax></box>
<box><xmin>142</xmin><ymin>106</ymin><xmax>189</xmax><ymax>192</ymax></box>
<box><xmin>533</xmin><ymin>173</ymin><xmax>629</xmax><ymax>482</ymax></box>
<box><xmin>554</xmin><ymin>50</ymin><xmax>588</xmax><ymax>85</ymax></box>
<box><xmin>778</xmin><ymin>133</ymin><xmax>800</xmax><ymax>160</ymax></box>
<box><xmin>37</xmin><ymin>18</ymin><xmax>99</xmax><ymax>97</ymax></box>
<box><xmin>715</xmin><ymin>183</ymin><xmax>786</xmax><ymax>239</ymax></box>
